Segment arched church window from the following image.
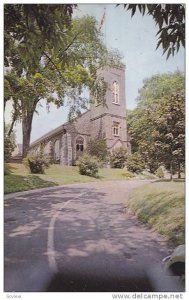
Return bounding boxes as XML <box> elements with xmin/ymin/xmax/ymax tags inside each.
<box><xmin>76</xmin><ymin>136</ymin><xmax>84</xmax><ymax>152</ymax></box>
<box><xmin>112</xmin><ymin>81</ymin><xmax>119</xmax><ymax>104</ymax></box>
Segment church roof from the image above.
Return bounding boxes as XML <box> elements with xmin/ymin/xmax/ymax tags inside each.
<box><xmin>30</xmin><ymin>109</ymin><xmax>91</xmax><ymax>148</ymax></box>
<box><xmin>30</xmin><ymin>124</ymin><xmax>64</xmax><ymax>148</ymax></box>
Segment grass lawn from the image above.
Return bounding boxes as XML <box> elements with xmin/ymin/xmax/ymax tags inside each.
<box><xmin>127</xmin><ymin>181</ymin><xmax>185</xmax><ymax>246</ymax></box>
<box><xmin>4</xmin><ymin>174</ymin><xmax>57</xmax><ymax>194</ymax></box>
<box><xmin>4</xmin><ymin>163</ymin><xmax>135</xmax><ymax>194</ymax></box>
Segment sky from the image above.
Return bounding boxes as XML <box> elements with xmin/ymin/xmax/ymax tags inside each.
<box><xmin>4</xmin><ymin>3</ymin><xmax>185</xmax><ymax>144</ymax></box>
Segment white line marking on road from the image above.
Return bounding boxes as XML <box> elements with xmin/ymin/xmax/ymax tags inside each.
<box><xmin>47</xmin><ymin>192</ymin><xmax>86</xmax><ymax>273</ymax></box>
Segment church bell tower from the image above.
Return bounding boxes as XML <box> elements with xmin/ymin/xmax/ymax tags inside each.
<box><xmin>90</xmin><ymin>65</ymin><xmax>129</xmax><ymax>151</ymax></box>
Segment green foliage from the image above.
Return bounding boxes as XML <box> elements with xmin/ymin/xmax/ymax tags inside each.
<box><xmin>90</xmin><ymin>76</ymin><xmax>108</xmax><ymax>107</ymax></box>
<box><xmin>119</xmin><ymin>4</ymin><xmax>185</xmax><ymax>58</ymax></box>
<box><xmin>87</xmin><ymin>138</ymin><xmax>108</xmax><ymax>163</ymax></box>
<box><xmin>128</xmin><ymin>182</ymin><xmax>185</xmax><ymax>246</ymax></box>
<box><xmin>137</xmin><ymin>71</ymin><xmax>185</xmax><ymax>105</ymax></box>
<box><xmin>155</xmin><ymin>166</ymin><xmax>164</xmax><ymax>178</ymax></box>
<box><xmin>4</xmin><ymin>136</ymin><xmax>16</xmax><ymax>162</ymax></box>
<box><xmin>4</xmin><ymin>4</ymin><xmax>76</xmax><ymax>70</ymax></box>
<box><xmin>154</xmin><ymin>93</ymin><xmax>185</xmax><ymax>179</ymax></box>
<box><xmin>126</xmin><ymin>153</ymin><xmax>145</xmax><ymax>174</ymax></box>
<box><xmin>127</xmin><ymin>72</ymin><xmax>185</xmax><ymax>176</ymax></box>
<box><xmin>76</xmin><ymin>154</ymin><xmax>99</xmax><ymax>177</ymax></box>
<box><xmin>110</xmin><ymin>147</ymin><xmax>128</xmax><ymax>169</ymax></box>
<box><xmin>24</xmin><ymin>151</ymin><xmax>51</xmax><ymax>174</ymax></box>
<box><xmin>4</xmin><ymin>5</ymin><xmax>108</xmax><ymax>157</ymax></box>
<box><xmin>106</xmin><ymin>48</ymin><xmax>125</xmax><ymax>68</ymax></box>
<box><xmin>4</xmin><ymin>125</ymin><xmax>16</xmax><ymax>162</ymax></box>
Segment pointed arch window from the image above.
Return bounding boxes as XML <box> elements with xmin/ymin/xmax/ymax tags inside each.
<box><xmin>112</xmin><ymin>81</ymin><xmax>119</xmax><ymax>104</ymax></box>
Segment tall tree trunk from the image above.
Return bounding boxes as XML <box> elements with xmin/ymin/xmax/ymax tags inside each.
<box><xmin>22</xmin><ymin>113</ymin><xmax>33</xmax><ymax>158</ymax></box>
<box><xmin>170</xmin><ymin>161</ymin><xmax>173</xmax><ymax>181</ymax></box>
<box><xmin>178</xmin><ymin>162</ymin><xmax>181</xmax><ymax>179</ymax></box>
<box><xmin>8</xmin><ymin>99</ymin><xmax>20</xmax><ymax>136</ymax></box>
<box><xmin>7</xmin><ymin>116</ymin><xmax>16</xmax><ymax>137</ymax></box>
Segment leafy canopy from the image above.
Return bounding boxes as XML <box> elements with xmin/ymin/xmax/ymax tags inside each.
<box><xmin>87</xmin><ymin>138</ymin><xmax>108</xmax><ymax>163</ymax></box>
<box><xmin>128</xmin><ymin>71</ymin><xmax>185</xmax><ymax>176</ymax></box>
<box><xmin>4</xmin><ymin>4</ymin><xmax>76</xmax><ymax>71</ymax></box>
<box><xmin>4</xmin><ymin>5</ymin><xmax>109</xmax><ymax>156</ymax></box>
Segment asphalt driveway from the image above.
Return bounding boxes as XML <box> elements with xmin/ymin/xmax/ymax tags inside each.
<box><xmin>4</xmin><ymin>180</ymin><xmax>179</xmax><ymax>292</ymax></box>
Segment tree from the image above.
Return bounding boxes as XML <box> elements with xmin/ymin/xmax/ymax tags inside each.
<box><xmin>4</xmin><ymin>4</ymin><xmax>77</xmax><ymax>70</ymax></box>
<box><xmin>137</xmin><ymin>72</ymin><xmax>185</xmax><ymax>105</ymax></box>
<box><xmin>118</xmin><ymin>4</ymin><xmax>185</xmax><ymax>59</ymax></box>
<box><xmin>128</xmin><ymin>106</ymin><xmax>159</xmax><ymax>173</ymax></box>
<box><xmin>105</xmin><ymin>48</ymin><xmax>125</xmax><ymax>68</ymax></box>
<box><xmin>5</xmin><ymin>5</ymin><xmax>108</xmax><ymax>157</ymax></box>
<box><xmin>128</xmin><ymin>72</ymin><xmax>185</xmax><ymax>178</ymax></box>
<box><xmin>126</xmin><ymin>153</ymin><xmax>145</xmax><ymax>174</ymax></box>
<box><xmin>4</xmin><ymin>4</ymin><xmax>77</xmax><ymax>156</ymax></box>
<box><xmin>4</xmin><ymin>124</ymin><xmax>16</xmax><ymax>162</ymax></box>
<box><xmin>110</xmin><ymin>147</ymin><xmax>128</xmax><ymax>169</ymax></box>
<box><xmin>86</xmin><ymin>138</ymin><xmax>108</xmax><ymax>163</ymax></box>
<box><xmin>154</xmin><ymin>93</ymin><xmax>185</xmax><ymax>179</ymax></box>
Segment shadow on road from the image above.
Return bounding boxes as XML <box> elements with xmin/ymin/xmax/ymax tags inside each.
<box><xmin>4</xmin><ymin>183</ymin><xmax>181</xmax><ymax>292</ymax></box>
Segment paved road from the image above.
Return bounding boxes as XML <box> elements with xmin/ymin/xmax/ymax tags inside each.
<box><xmin>4</xmin><ymin>180</ymin><xmax>178</xmax><ymax>292</ymax></box>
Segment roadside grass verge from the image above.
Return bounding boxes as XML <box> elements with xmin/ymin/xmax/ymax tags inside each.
<box><xmin>4</xmin><ymin>163</ymin><xmax>136</xmax><ymax>194</ymax></box>
<box><xmin>4</xmin><ymin>174</ymin><xmax>58</xmax><ymax>194</ymax></box>
<box><xmin>127</xmin><ymin>181</ymin><xmax>185</xmax><ymax>246</ymax></box>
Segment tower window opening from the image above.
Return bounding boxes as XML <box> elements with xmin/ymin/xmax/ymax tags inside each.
<box><xmin>112</xmin><ymin>81</ymin><xmax>119</xmax><ymax>104</ymax></box>
<box><xmin>112</xmin><ymin>122</ymin><xmax>120</xmax><ymax>136</ymax></box>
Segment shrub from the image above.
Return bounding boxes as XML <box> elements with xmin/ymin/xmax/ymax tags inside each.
<box><xmin>110</xmin><ymin>147</ymin><xmax>128</xmax><ymax>169</ymax></box>
<box><xmin>76</xmin><ymin>154</ymin><xmax>99</xmax><ymax>177</ymax></box>
<box><xmin>24</xmin><ymin>151</ymin><xmax>51</xmax><ymax>174</ymax></box>
<box><xmin>4</xmin><ymin>124</ymin><xmax>16</xmax><ymax>162</ymax></box>
<box><xmin>155</xmin><ymin>166</ymin><xmax>164</xmax><ymax>178</ymax></box>
<box><xmin>87</xmin><ymin>138</ymin><xmax>108</xmax><ymax>163</ymax></box>
<box><xmin>4</xmin><ymin>135</ymin><xmax>16</xmax><ymax>162</ymax></box>
<box><xmin>126</xmin><ymin>153</ymin><xmax>145</xmax><ymax>174</ymax></box>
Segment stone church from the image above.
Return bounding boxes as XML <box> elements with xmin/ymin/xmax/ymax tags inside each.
<box><xmin>29</xmin><ymin>65</ymin><xmax>130</xmax><ymax>165</ymax></box>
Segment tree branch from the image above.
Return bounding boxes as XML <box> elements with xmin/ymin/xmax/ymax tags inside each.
<box><xmin>43</xmin><ymin>31</ymin><xmax>82</xmax><ymax>73</ymax></box>
<box><xmin>43</xmin><ymin>51</ymin><xmax>67</xmax><ymax>83</ymax></box>
<box><xmin>7</xmin><ymin>117</ymin><xmax>16</xmax><ymax>137</ymax></box>
<box><xmin>61</xmin><ymin>31</ymin><xmax>81</xmax><ymax>54</ymax></box>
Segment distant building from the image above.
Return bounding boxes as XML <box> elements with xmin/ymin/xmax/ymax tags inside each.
<box><xmin>29</xmin><ymin>65</ymin><xmax>130</xmax><ymax>165</ymax></box>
